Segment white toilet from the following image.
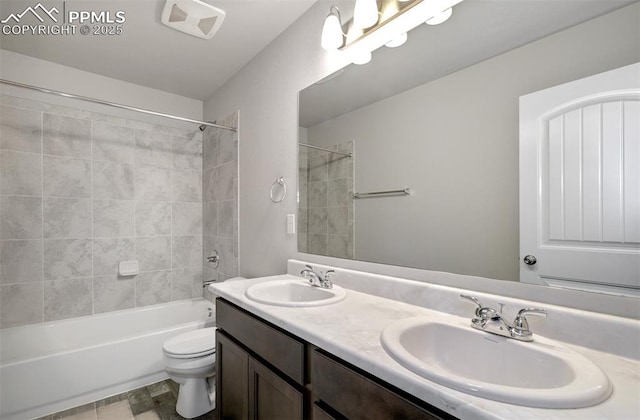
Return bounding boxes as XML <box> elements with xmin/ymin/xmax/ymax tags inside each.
<box><xmin>163</xmin><ymin>327</ymin><xmax>217</xmax><ymax>418</ymax></box>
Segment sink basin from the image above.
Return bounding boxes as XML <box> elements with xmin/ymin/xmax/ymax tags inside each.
<box><xmin>245</xmin><ymin>278</ymin><xmax>347</xmax><ymax>307</ymax></box>
<box><xmin>380</xmin><ymin>317</ymin><xmax>612</xmax><ymax>408</ymax></box>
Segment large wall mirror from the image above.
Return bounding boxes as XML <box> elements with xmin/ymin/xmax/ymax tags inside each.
<box><xmin>297</xmin><ymin>0</ymin><xmax>639</xmax><ymax>296</ymax></box>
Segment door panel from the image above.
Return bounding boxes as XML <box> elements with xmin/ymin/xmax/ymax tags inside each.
<box><xmin>248</xmin><ymin>357</ymin><xmax>303</xmax><ymax>420</ymax></box>
<box><xmin>520</xmin><ymin>63</ymin><xmax>640</xmax><ymax>296</ymax></box>
<box><xmin>217</xmin><ymin>331</ymin><xmax>249</xmax><ymax>420</ymax></box>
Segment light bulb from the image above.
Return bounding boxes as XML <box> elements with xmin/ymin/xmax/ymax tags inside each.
<box><xmin>426</xmin><ymin>7</ymin><xmax>453</xmax><ymax>25</ymax></box>
<box><xmin>352</xmin><ymin>50</ymin><xmax>372</xmax><ymax>65</ymax></box>
<box><xmin>385</xmin><ymin>32</ymin><xmax>407</xmax><ymax>48</ymax></box>
<box><xmin>353</xmin><ymin>0</ymin><xmax>379</xmax><ymax>29</ymax></box>
<box><xmin>321</xmin><ymin>7</ymin><xmax>343</xmax><ymax>50</ymax></box>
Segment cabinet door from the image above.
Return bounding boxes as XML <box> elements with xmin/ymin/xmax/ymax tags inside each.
<box><xmin>311</xmin><ymin>349</ymin><xmax>453</xmax><ymax>420</ymax></box>
<box><xmin>217</xmin><ymin>331</ymin><xmax>249</xmax><ymax>420</ymax></box>
<box><xmin>248</xmin><ymin>356</ymin><xmax>303</xmax><ymax>420</ymax></box>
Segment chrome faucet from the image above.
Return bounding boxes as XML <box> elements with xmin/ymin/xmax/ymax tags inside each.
<box><xmin>300</xmin><ymin>265</ymin><xmax>334</xmax><ymax>289</ymax></box>
<box><xmin>460</xmin><ymin>294</ymin><xmax>546</xmax><ymax>342</ymax></box>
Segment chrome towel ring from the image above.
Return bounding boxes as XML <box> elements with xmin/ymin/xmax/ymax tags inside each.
<box><xmin>270</xmin><ymin>177</ymin><xmax>287</xmax><ymax>203</ymax></box>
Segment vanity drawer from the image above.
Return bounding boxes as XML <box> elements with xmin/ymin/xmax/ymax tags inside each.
<box><xmin>311</xmin><ymin>349</ymin><xmax>454</xmax><ymax>420</ymax></box>
<box><xmin>216</xmin><ymin>298</ymin><xmax>305</xmax><ymax>385</ymax></box>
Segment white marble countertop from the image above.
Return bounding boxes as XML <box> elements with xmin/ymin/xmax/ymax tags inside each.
<box><xmin>210</xmin><ymin>275</ymin><xmax>640</xmax><ymax>419</ymax></box>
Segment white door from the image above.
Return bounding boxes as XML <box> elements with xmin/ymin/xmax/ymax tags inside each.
<box><xmin>520</xmin><ymin>63</ymin><xmax>640</xmax><ymax>297</ymax></box>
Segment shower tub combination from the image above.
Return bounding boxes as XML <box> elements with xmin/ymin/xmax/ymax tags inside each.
<box><xmin>0</xmin><ymin>298</ymin><xmax>214</xmax><ymax>420</ymax></box>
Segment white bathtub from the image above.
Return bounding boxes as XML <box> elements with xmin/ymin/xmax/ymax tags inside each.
<box><xmin>0</xmin><ymin>298</ymin><xmax>215</xmax><ymax>420</ymax></box>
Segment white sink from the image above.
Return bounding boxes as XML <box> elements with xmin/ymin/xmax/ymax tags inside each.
<box><xmin>244</xmin><ymin>278</ymin><xmax>347</xmax><ymax>307</ymax></box>
<box><xmin>380</xmin><ymin>317</ymin><xmax>612</xmax><ymax>408</ymax></box>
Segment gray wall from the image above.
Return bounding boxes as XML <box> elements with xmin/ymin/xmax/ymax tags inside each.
<box><xmin>203</xmin><ymin>2</ymin><xmax>352</xmax><ymax>278</ymax></box>
<box><xmin>204</xmin><ymin>2</ymin><xmax>640</xmax><ymax>281</ymax></box>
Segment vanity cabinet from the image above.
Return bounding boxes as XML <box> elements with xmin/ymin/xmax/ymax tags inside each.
<box><xmin>311</xmin><ymin>349</ymin><xmax>452</xmax><ymax>420</ymax></box>
<box><xmin>215</xmin><ymin>298</ymin><xmax>455</xmax><ymax>420</ymax></box>
<box><xmin>216</xmin><ymin>299</ymin><xmax>306</xmax><ymax>420</ymax></box>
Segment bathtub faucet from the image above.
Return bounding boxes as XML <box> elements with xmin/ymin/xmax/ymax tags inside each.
<box><xmin>202</xmin><ymin>279</ymin><xmax>216</xmax><ymax>288</ymax></box>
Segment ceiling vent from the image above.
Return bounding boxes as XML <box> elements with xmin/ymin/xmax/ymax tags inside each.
<box><xmin>161</xmin><ymin>0</ymin><xmax>225</xmax><ymax>39</ymax></box>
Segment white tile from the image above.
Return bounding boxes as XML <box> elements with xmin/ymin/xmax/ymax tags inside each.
<box><xmin>43</xmin><ymin>198</ymin><xmax>91</xmax><ymax>238</ymax></box>
<box><xmin>172</xmin><ymin>202</ymin><xmax>202</xmax><ymax>235</ymax></box>
<box><xmin>93</xmin><ymin>238</ymin><xmax>135</xmax><ymax>276</ymax></box>
<box><xmin>135</xmin><ymin>165</ymin><xmax>171</xmax><ymax>201</ymax></box>
<box><xmin>136</xmin><ymin>202</ymin><xmax>171</xmax><ymax>236</ymax></box>
<box><xmin>0</xmin><ymin>150</ymin><xmax>42</xmax><ymax>196</ymax></box>
<box><xmin>172</xmin><ymin>170</ymin><xmax>202</xmax><ymax>202</ymax></box>
<box><xmin>44</xmin><ymin>239</ymin><xmax>92</xmax><ymax>280</ymax></box>
<box><xmin>93</xmin><ymin>275</ymin><xmax>135</xmax><ymax>314</ymax></box>
<box><xmin>136</xmin><ymin>236</ymin><xmax>171</xmax><ymax>271</ymax></box>
<box><xmin>136</xmin><ymin>270</ymin><xmax>171</xmax><ymax>306</ymax></box>
<box><xmin>93</xmin><ymin>161</ymin><xmax>134</xmax><ymax>200</ymax></box>
<box><xmin>0</xmin><ymin>196</ymin><xmax>42</xmax><ymax>239</ymax></box>
<box><xmin>0</xmin><ymin>239</ymin><xmax>43</xmax><ymax>284</ymax></box>
<box><xmin>96</xmin><ymin>400</ymin><xmax>134</xmax><ymax>420</ymax></box>
<box><xmin>43</xmin><ymin>113</ymin><xmax>91</xmax><ymax>158</ymax></box>
<box><xmin>93</xmin><ymin>200</ymin><xmax>134</xmax><ymax>238</ymax></box>
<box><xmin>0</xmin><ymin>104</ymin><xmax>42</xmax><ymax>153</ymax></box>
<box><xmin>0</xmin><ymin>283</ymin><xmax>43</xmax><ymax>328</ymax></box>
<box><xmin>43</xmin><ymin>155</ymin><xmax>92</xmax><ymax>198</ymax></box>
<box><xmin>93</xmin><ymin>122</ymin><xmax>135</xmax><ymax>164</ymax></box>
<box><xmin>44</xmin><ymin>278</ymin><xmax>92</xmax><ymax>321</ymax></box>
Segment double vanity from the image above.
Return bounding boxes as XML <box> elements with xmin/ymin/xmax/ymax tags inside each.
<box><xmin>210</xmin><ymin>261</ymin><xmax>639</xmax><ymax>419</ymax></box>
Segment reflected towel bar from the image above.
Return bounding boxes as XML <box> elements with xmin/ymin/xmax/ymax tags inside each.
<box><xmin>353</xmin><ymin>188</ymin><xmax>411</xmax><ymax>199</ymax></box>
<box><xmin>299</xmin><ymin>142</ymin><xmax>352</xmax><ymax>158</ymax></box>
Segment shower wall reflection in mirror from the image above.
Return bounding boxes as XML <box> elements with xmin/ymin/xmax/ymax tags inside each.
<box><xmin>297</xmin><ymin>1</ymin><xmax>640</xmax><ymax>296</ymax></box>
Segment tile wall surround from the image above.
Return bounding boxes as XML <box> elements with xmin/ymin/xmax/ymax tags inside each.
<box><xmin>298</xmin><ymin>141</ymin><xmax>353</xmax><ymax>259</ymax></box>
<box><xmin>202</xmin><ymin>112</ymin><xmax>239</xmax><ymax>293</ymax></box>
<box><xmin>0</xmin><ymin>94</ymin><xmax>226</xmax><ymax>329</ymax></box>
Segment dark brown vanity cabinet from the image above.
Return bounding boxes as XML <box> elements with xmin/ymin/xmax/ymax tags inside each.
<box><xmin>215</xmin><ymin>298</ymin><xmax>455</xmax><ymax>420</ymax></box>
<box><xmin>310</xmin><ymin>350</ymin><xmax>454</xmax><ymax>420</ymax></box>
<box><xmin>215</xmin><ymin>299</ymin><xmax>305</xmax><ymax>420</ymax></box>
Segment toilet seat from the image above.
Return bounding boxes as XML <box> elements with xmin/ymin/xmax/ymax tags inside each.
<box><xmin>163</xmin><ymin>328</ymin><xmax>216</xmax><ymax>359</ymax></box>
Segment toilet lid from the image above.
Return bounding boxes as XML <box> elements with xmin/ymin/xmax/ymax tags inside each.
<box><xmin>163</xmin><ymin>327</ymin><xmax>216</xmax><ymax>358</ymax></box>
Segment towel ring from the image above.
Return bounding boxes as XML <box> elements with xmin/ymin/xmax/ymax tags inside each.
<box><xmin>270</xmin><ymin>177</ymin><xmax>287</xmax><ymax>203</ymax></box>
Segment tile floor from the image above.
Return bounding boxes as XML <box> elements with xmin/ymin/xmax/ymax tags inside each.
<box><xmin>36</xmin><ymin>380</ymin><xmax>215</xmax><ymax>420</ymax></box>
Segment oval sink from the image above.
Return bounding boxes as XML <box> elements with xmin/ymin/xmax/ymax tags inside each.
<box><xmin>380</xmin><ymin>317</ymin><xmax>612</xmax><ymax>408</ymax></box>
<box><xmin>245</xmin><ymin>278</ymin><xmax>347</xmax><ymax>307</ymax></box>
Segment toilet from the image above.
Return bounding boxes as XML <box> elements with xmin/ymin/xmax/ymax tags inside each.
<box><xmin>163</xmin><ymin>327</ymin><xmax>217</xmax><ymax>418</ymax></box>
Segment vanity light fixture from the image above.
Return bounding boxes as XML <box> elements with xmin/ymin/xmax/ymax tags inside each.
<box><xmin>353</xmin><ymin>0</ymin><xmax>380</xmax><ymax>29</ymax></box>
<box><xmin>321</xmin><ymin>0</ymin><xmax>464</xmax><ymax>65</ymax></box>
<box><xmin>321</xmin><ymin>6</ymin><xmax>344</xmax><ymax>50</ymax></box>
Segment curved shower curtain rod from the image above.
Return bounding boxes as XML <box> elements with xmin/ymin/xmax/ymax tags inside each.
<box><xmin>0</xmin><ymin>79</ymin><xmax>237</xmax><ymax>132</ymax></box>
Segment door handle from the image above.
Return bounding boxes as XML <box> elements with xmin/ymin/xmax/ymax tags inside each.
<box><xmin>523</xmin><ymin>255</ymin><xmax>537</xmax><ymax>265</ymax></box>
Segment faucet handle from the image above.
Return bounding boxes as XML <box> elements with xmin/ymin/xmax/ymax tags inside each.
<box><xmin>459</xmin><ymin>294</ymin><xmax>482</xmax><ymax>309</ymax></box>
<box><xmin>305</xmin><ymin>264</ymin><xmax>314</xmax><ymax>271</ymax></box>
<box><xmin>512</xmin><ymin>307</ymin><xmax>547</xmax><ymax>341</ymax></box>
<box><xmin>324</xmin><ymin>270</ymin><xmax>335</xmax><ymax>281</ymax></box>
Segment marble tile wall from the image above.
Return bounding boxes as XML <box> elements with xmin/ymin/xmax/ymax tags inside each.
<box><xmin>298</xmin><ymin>142</ymin><xmax>353</xmax><ymax>259</ymax></box>
<box><xmin>0</xmin><ymin>95</ymin><xmax>205</xmax><ymax>328</ymax></box>
<box><xmin>297</xmin><ymin>147</ymin><xmax>308</xmax><ymax>253</ymax></box>
<box><xmin>202</xmin><ymin>112</ymin><xmax>239</xmax><ymax>288</ymax></box>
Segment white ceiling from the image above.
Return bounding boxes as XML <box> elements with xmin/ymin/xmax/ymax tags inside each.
<box><xmin>0</xmin><ymin>0</ymin><xmax>317</xmax><ymax>100</ymax></box>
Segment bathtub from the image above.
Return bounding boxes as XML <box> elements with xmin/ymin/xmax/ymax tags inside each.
<box><xmin>0</xmin><ymin>298</ymin><xmax>215</xmax><ymax>420</ymax></box>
